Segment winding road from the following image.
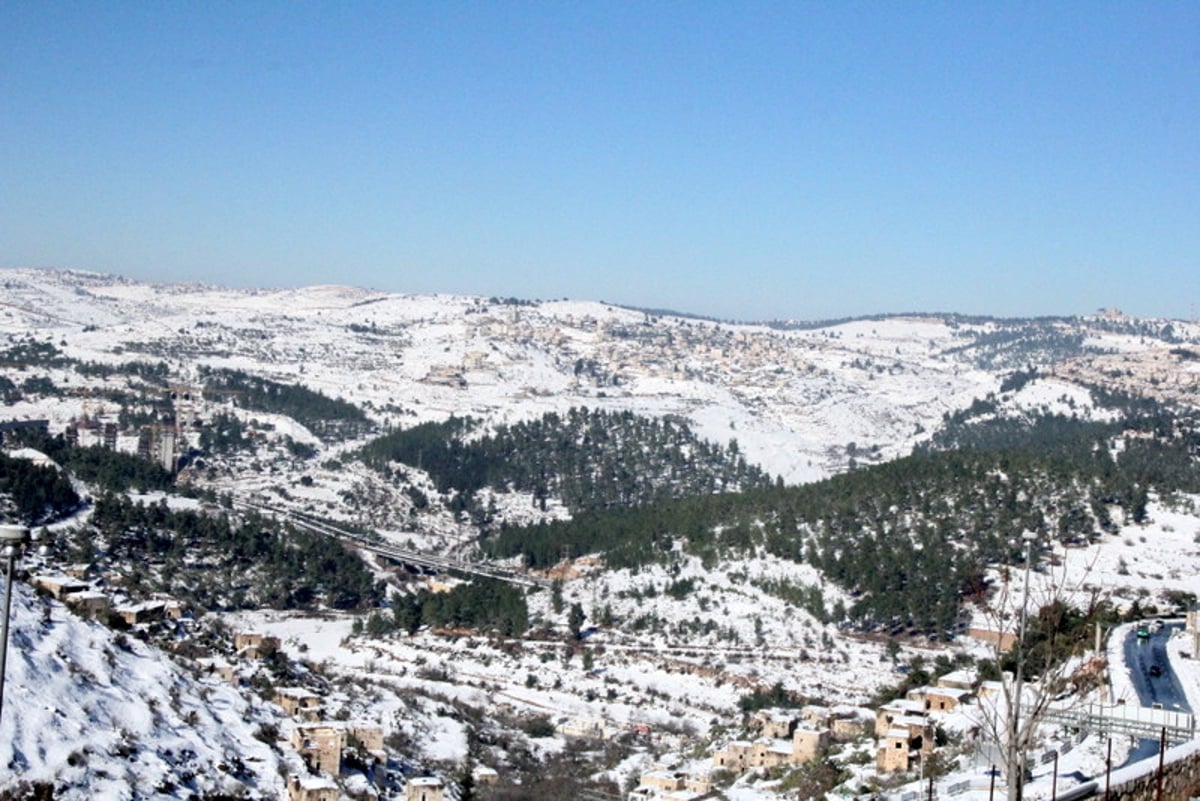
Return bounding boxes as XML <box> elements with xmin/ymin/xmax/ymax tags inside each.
<box><xmin>1121</xmin><ymin>621</ymin><xmax>1192</xmax><ymax>764</ymax></box>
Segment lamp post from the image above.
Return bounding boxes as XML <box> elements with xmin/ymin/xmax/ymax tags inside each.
<box><xmin>0</xmin><ymin>523</ymin><xmax>34</xmax><ymax>725</ymax></box>
<box><xmin>1007</xmin><ymin>530</ymin><xmax>1039</xmax><ymax>801</ymax></box>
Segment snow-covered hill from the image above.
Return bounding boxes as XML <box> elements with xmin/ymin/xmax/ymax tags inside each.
<box><xmin>0</xmin><ymin>581</ymin><xmax>287</xmax><ymax>799</ymax></box>
<box><xmin>4</xmin><ymin>268</ymin><xmax>1200</xmax><ymax>800</ymax></box>
<box><xmin>5</xmin><ymin>268</ymin><xmax>1198</xmax><ymax>486</ymax></box>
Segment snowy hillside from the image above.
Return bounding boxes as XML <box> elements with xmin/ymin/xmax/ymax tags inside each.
<box><xmin>10</xmin><ymin>268</ymin><xmax>1197</xmax><ymax>485</ymax></box>
<box><xmin>4</xmin><ymin>268</ymin><xmax>1200</xmax><ymax>800</ymax></box>
<box><xmin>0</xmin><ymin>582</ymin><xmax>287</xmax><ymax>799</ymax></box>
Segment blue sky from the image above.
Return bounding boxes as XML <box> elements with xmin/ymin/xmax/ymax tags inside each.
<box><xmin>2</xmin><ymin>3</ymin><xmax>1197</xmax><ymax>321</ymax></box>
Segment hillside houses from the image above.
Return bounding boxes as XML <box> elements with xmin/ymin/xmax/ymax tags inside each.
<box><xmin>115</xmin><ymin>597</ymin><xmax>185</xmax><ymax>626</ymax></box>
<box><xmin>557</xmin><ymin>715</ymin><xmax>622</xmax><ymax>740</ymax></box>
<box><xmin>712</xmin><ymin>708</ymin><xmax>833</xmax><ymax>774</ymax></box>
<box><xmin>908</xmin><ymin>683</ymin><xmax>973</xmax><ymax>714</ymax></box>
<box><xmin>291</xmin><ymin>724</ymin><xmax>346</xmax><ymax>777</ymax></box>
<box><xmin>630</xmin><ymin>768</ymin><xmax>712</xmax><ymax>800</ymax></box>
<box><xmin>29</xmin><ymin>573</ymin><xmax>189</xmax><ymax>625</ymax></box>
<box><xmin>467</xmin><ymin>306</ymin><xmax>827</xmax><ymax>393</ymax></box>
<box><xmin>30</xmin><ymin>574</ymin><xmax>89</xmax><ymax>600</ymax></box>
<box><xmin>876</xmin><ymin>671</ymin><xmax>978</xmax><ymax>773</ymax></box>
<box><xmin>876</xmin><ymin>699</ymin><xmax>934</xmax><ymax>774</ymax></box>
<box><xmin>64</xmin><ymin>589</ymin><xmax>110</xmax><ymax>620</ymax></box>
<box><xmin>699</xmin><ymin>677</ymin><xmax>977</xmax><ymax>783</ymax></box>
<box><xmin>1049</xmin><ymin>347</ymin><xmax>1200</xmax><ymax>409</ymax></box>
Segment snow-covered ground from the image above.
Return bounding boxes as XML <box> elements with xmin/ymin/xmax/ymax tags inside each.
<box><xmin>0</xmin><ymin>582</ymin><xmax>291</xmax><ymax>799</ymax></box>
<box><xmin>206</xmin><ymin>496</ymin><xmax>1200</xmax><ymax>800</ymax></box>
<box><xmin>4</xmin><ymin>270</ymin><xmax>1200</xmax><ymax>798</ymax></box>
<box><xmin>13</xmin><ymin>267</ymin><xmax>1191</xmax><ymax>485</ymax></box>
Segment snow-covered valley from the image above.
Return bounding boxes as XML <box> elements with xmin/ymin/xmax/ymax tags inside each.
<box><xmin>2</xmin><ymin>268</ymin><xmax>1200</xmax><ymax>801</ymax></box>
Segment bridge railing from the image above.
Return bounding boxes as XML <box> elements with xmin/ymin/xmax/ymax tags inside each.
<box><xmin>1042</xmin><ymin>701</ymin><xmax>1195</xmax><ymax>746</ymax></box>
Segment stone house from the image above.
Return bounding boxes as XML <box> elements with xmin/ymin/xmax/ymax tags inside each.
<box><xmin>291</xmin><ymin>721</ymin><xmax>385</xmax><ymax>777</ymax></box>
<box><xmin>800</xmin><ymin>705</ymin><xmax>831</xmax><ymax>728</ymax></box>
<box><xmin>750</xmin><ymin>738</ymin><xmax>795</xmax><ymax>769</ymax></box>
<box><xmin>196</xmin><ymin>657</ymin><xmax>236</xmax><ymax>682</ymax></box>
<box><xmin>473</xmin><ymin>765</ymin><xmax>499</xmax><ymax>786</ymax></box>
<box><xmin>712</xmin><ymin>726</ymin><xmax>828</xmax><ymax>774</ymax></box>
<box><xmin>157</xmin><ymin>596</ymin><xmax>186</xmax><ymax>620</ymax></box>
<box><xmin>876</xmin><ymin>714</ymin><xmax>933</xmax><ymax>774</ymax></box>
<box><xmin>639</xmin><ymin>770</ymin><xmax>685</xmax><ymax>793</ymax></box>
<box><xmin>235</xmin><ymin>631</ymin><xmax>281</xmax><ymax>660</ymax></box>
<box><xmin>347</xmin><ymin>724</ymin><xmax>385</xmax><ymax>759</ymax></box>
<box><xmin>907</xmin><ymin>685</ymin><xmax>972</xmax><ymax>713</ymax></box>
<box><xmin>829</xmin><ymin>708</ymin><xmax>872</xmax><ymax>741</ymax></box>
<box><xmin>292</xmin><ymin>724</ymin><xmax>344</xmax><ymax>777</ymax></box>
<box><xmin>64</xmin><ymin>590</ymin><xmax>110</xmax><ymax>620</ymax></box>
<box><xmin>405</xmin><ymin>776</ymin><xmax>445</xmax><ymax>801</ymax></box>
<box><xmin>875</xmin><ymin>699</ymin><xmax>926</xmax><ymax>737</ymax></box>
<box><xmin>557</xmin><ymin>716</ymin><xmax>612</xmax><ymax>739</ymax></box>
<box><xmin>795</xmin><ymin>704</ymin><xmax>870</xmax><ymax>742</ymax></box>
<box><xmin>753</xmin><ymin>709</ymin><xmax>798</xmax><ymax>739</ymax></box>
<box><xmin>115</xmin><ymin>599</ymin><xmax>168</xmax><ymax>626</ymax></box>
<box><xmin>712</xmin><ymin>740</ymin><xmax>753</xmax><ymax>771</ymax></box>
<box><xmin>275</xmin><ymin>687</ymin><xmax>324</xmax><ymax>721</ymax></box>
<box><xmin>635</xmin><ymin>762</ymin><xmax>710</xmax><ymax>795</ymax></box>
<box><xmin>792</xmin><ymin>726</ymin><xmax>829</xmax><ymax>763</ymax></box>
<box><xmin>968</xmin><ymin>627</ymin><xmax>1018</xmax><ymax>652</ymax></box>
<box><xmin>30</xmin><ymin>574</ymin><xmax>89</xmax><ymax>600</ymax></box>
<box><xmin>286</xmin><ymin>774</ymin><xmax>339</xmax><ymax>801</ymax></box>
<box><xmin>936</xmin><ymin>669</ymin><xmax>977</xmax><ymax>691</ymax></box>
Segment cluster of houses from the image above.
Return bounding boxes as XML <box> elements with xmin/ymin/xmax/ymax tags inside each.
<box><xmin>30</xmin><ymin>570</ymin><xmax>185</xmax><ymax>626</ymax></box>
<box><xmin>202</xmin><ymin>630</ymin><xmax>462</xmax><ymax>801</ymax></box>
<box><xmin>874</xmin><ymin>671</ymin><xmax>976</xmax><ymax>773</ymax></box>
<box><xmin>464</xmin><ymin>310</ymin><xmax>823</xmax><ymax>391</ymax></box>
<box><xmin>25</xmin><ymin>570</ymin><xmax>453</xmax><ymax>801</ymax></box>
<box><xmin>627</xmin><ymin>670</ymin><xmax>981</xmax><ymax>801</ymax></box>
<box><xmin>1051</xmin><ymin>345</ymin><xmax>1200</xmax><ymax>410</ymax></box>
<box><xmin>216</xmin><ymin>633</ymin><xmax>453</xmax><ymax>801</ymax></box>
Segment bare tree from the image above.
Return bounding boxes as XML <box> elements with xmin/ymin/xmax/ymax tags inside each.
<box><xmin>970</xmin><ymin>531</ymin><xmax>1107</xmax><ymax>801</ymax></box>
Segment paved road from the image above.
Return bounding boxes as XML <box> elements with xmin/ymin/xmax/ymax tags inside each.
<box><xmin>1121</xmin><ymin>622</ymin><xmax>1190</xmax><ymax>764</ymax></box>
<box><xmin>1124</xmin><ymin>622</ymin><xmax>1190</xmax><ymax>712</ymax></box>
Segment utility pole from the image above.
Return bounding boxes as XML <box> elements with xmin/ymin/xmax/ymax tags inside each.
<box><xmin>1006</xmin><ymin>530</ymin><xmax>1038</xmax><ymax>801</ymax></box>
<box><xmin>0</xmin><ymin>524</ymin><xmax>35</xmax><ymax>724</ymax></box>
<box><xmin>1154</xmin><ymin>727</ymin><xmax>1166</xmax><ymax>801</ymax></box>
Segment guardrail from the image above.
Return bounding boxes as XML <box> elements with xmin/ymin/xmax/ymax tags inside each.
<box><xmin>1042</xmin><ymin>701</ymin><xmax>1195</xmax><ymax>746</ymax></box>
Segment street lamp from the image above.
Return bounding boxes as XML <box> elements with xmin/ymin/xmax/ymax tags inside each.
<box><xmin>1007</xmin><ymin>530</ymin><xmax>1039</xmax><ymax>801</ymax></box>
<box><xmin>0</xmin><ymin>523</ymin><xmax>36</xmax><ymax>725</ymax></box>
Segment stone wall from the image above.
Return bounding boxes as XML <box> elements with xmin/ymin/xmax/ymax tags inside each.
<box><xmin>1096</xmin><ymin>741</ymin><xmax>1200</xmax><ymax>801</ymax></box>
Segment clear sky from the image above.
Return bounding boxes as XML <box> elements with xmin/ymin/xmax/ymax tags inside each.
<box><xmin>2</xmin><ymin>3</ymin><xmax>1197</xmax><ymax>321</ymax></box>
